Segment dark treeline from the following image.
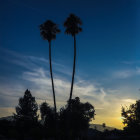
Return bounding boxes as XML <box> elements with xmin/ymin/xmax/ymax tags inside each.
<box><xmin>0</xmin><ymin>89</ymin><xmax>140</xmax><ymax>140</ymax></box>
<box><xmin>0</xmin><ymin>89</ymin><xmax>95</xmax><ymax>140</ymax></box>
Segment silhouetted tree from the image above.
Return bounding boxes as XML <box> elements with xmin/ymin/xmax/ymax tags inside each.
<box><xmin>102</xmin><ymin>123</ymin><xmax>106</xmax><ymax>128</ymax></box>
<box><xmin>102</xmin><ymin>123</ymin><xmax>106</xmax><ymax>131</ymax></box>
<box><xmin>64</xmin><ymin>14</ymin><xmax>82</xmax><ymax>104</ymax></box>
<box><xmin>121</xmin><ymin>100</ymin><xmax>140</xmax><ymax>134</ymax></box>
<box><xmin>59</xmin><ymin>97</ymin><xmax>95</xmax><ymax>139</ymax></box>
<box><xmin>40</xmin><ymin>102</ymin><xmax>55</xmax><ymax>128</ymax></box>
<box><xmin>40</xmin><ymin>20</ymin><xmax>60</xmax><ymax>115</ymax></box>
<box><xmin>40</xmin><ymin>102</ymin><xmax>53</xmax><ymax>121</ymax></box>
<box><xmin>14</xmin><ymin>89</ymin><xmax>38</xmax><ymax>122</ymax></box>
<box><xmin>13</xmin><ymin>89</ymin><xmax>38</xmax><ymax>138</ymax></box>
<box><xmin>40</xmin><ymin>102</ymin><xmax>58</xmax><ymax>139</ymax></box>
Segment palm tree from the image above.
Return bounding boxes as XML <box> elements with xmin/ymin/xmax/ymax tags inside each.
<box><xmin>40</xmin><ymin>20</ymin><xmax>60</xmax><ymax>114</ymax></box>
<box><xmin>64</xmin><ymin>14</ymin><xmax>82</xmax><ymax>105</ymax></box>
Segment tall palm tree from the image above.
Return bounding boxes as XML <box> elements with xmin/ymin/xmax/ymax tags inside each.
<box><xmin>64</xmin><ymin>14</ymin><xmax>82</xmax><ymax>105</ymax></box>
<box><xmin>40</xmin><ymin>20</ymin><xmax>60</xmax><ymax>114</ymax></box>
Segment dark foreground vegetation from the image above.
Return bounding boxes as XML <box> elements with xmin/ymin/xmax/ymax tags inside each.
<box><xmin>0</xmin><ymin>89</ymin><xmax>140</xmax><ymax>140</ymax></box>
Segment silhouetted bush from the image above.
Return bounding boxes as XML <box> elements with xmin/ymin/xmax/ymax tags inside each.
<box><xmin>121</xmin><ymin>100</ymin><xmax>140</xmax><ymax>135</ymax></box>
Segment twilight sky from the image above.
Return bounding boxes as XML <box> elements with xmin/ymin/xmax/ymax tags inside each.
<box><xmin>0</xmin><ymin>0</ymin><xmax>140</xmax><ymax>129</ymax></box>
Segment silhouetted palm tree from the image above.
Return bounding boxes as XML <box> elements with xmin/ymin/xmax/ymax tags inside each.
<box><xmin>40</xmin><ymin>20</ymin><xmax>60</xmax><ymax>114</ymax></box>
<box><xmin>64</xmin><ymin>14</ymin><xmax>82</xmax><ymax>104</ymax></box>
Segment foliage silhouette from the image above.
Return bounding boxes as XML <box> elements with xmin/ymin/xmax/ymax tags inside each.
<box><xmin>14</xmin><ymin>89</ymin><xmax>38</xmax><ymax>122</ymax></box>
<box><xmin>13</xmin><ymin>89</ymin><xmax>39</xmax><ymax>139</ymax></box>
<box><xmin>102</xmin><ymin>123</ymin><xmax>106</xmax><ymax>131</ymax></box>
<box><xmin>40</xmin><ymin>102</ymin><xmax>57</xmax><ymax>138</ymax></box>
<box><xmin>102</xmin><ymin>123</ymin><xmax>106</xmax><ymax>128</ymax></box>
<box><xmin>1</xmin><ymin>90</ymin><xmax>140</xmax><ymax>139</ymax></box>
<box><xmin>40</xmin><ymin>20</ymin><xmax>60</xmax><ymax>114</ymax></box>
<box><xmin>121</xmin><ymin>100</ymin><xmax>140</xmax><ymax>134</ymax></box>
<box><xmin>59</xmin><ymin>97</ymin><xmax>95</xmax><ymax>139</ymax></box>
<box><xmin>64</xmin><ymin>14</ymin><xmax>82</xmax><ymax>104</ymax></box>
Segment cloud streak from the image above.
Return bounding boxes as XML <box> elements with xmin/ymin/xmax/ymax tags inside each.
<box><xmin>0</xmin><ymin>48</ymin><xmax>138</xmax><ymax>129</ymax></box>
<box><xmin>112</xmin><ymin>67</ymin><xmax>140</xmax><ymax>79</ymax></box>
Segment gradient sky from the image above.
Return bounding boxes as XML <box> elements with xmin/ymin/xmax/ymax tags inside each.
<box><xmin>0</xmin><ymin>0</ymin><xmax>140</xmax><ymax>129</ymax></box>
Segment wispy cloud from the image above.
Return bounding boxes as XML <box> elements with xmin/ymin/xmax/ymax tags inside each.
<box><xmin>0</xmin><ymin>49</ymin><xmax>114</xmax><ymax>108</ymax></box>
<box><xmin>112</xmin><ymin>67</ymin><xmax>140</xmax><ymax>79</ymax></box>
<box><xmin>0</xmin><ymin>48</ymin><xmax>72</xmax><ymax>76</ymax></box>
<box><xmin>121</xmin><ymin>99</ymin><xmax>136</xmax><ymax>104</ymax></box>
<box><xmin>0</xmin><ymin>48</ymin><xmax>138</xmax><ymax>128</ymax></box>
<box><xmin>121</xmin><ymin>60</ymin><xmax>140</xmax><ymax>65</ymax></box>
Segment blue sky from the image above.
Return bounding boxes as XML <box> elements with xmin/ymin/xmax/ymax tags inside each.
<box><xmin>0</xmin><ymin>0</ymin><xmax>140</xmax><ymax>128</ymax></box>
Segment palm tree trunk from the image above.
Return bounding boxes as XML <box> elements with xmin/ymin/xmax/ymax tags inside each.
<box><xmin>69</xmin><ymin>34</ymin><xmax>76</xmax><ymax>102</ymax></box>
<box><xmin>49</xmin><ymin>41</ymin><xmax>57</xmax><ymax>114</ymax></box>
<box><xmin>49</xmin><ymin>42</ymin><xmax>57</xmax><ymax>139</ymax></box>
<box><xmin>66</xmin><ymin>35</ymin><xmax>76</xmax><ymax>139</ymax></box>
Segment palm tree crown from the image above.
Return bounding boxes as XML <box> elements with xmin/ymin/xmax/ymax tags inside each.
<box><xmin>40</xmin><ymin>20</ymin><xmax>60</xmax><ymax>42</ymax></box>
<box><xmin>64</xmin><ymin>14</ymin><xmax>82</xmax><ymax>36</ymax></box>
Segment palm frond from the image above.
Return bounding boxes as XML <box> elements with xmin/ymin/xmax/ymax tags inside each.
<box><xmin>64</xmin><ymin>14</ymin><xmax>82</xmax><ymax>36</ymax></box>
<box><xmin>40</xmin><ymin>20</ymin><xmax>60</xmax><ymax>42</ymax></box>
